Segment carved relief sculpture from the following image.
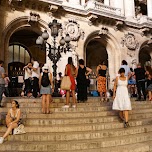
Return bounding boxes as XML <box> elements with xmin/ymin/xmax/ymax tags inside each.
<box><xmin>63</xmin><ymin>19</ymin><xmax>85</xmax><ymax>41</ymax></box>
<box><xmin>121</xmin><ymin>33</ymin><xmax>139</xmax><ymax>50</ymax></box>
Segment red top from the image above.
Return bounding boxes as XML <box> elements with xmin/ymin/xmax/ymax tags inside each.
<box><xmin>66</xmin><ymin>64</ymin><xmax>76</xmax><ymax>90</ymax></box>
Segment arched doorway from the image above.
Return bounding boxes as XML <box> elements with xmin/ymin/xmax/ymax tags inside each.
<box><xmin>84</xmin><ymin>32</ymin><xmax>121</xmax><ymax>90</ymax></box>
<box><xmin>86</xmin><ymin>40</ymin><xmax>108</xmax><ymax>69</ymax></box>
<box><xmin>86</xmin><ymin>38</ymin><xmax>108</xmax><ymax>91</ymax></box>
<box><xmin>139</xmin><ymin>44</ymin><xmax>152</xmax><ymax>67</ymax></box>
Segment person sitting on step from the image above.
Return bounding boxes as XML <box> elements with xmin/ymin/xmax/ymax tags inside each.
<box><xmin>0</xmin><ymin>100</ymin><xmax>21</xmax><ymax>144</ymax></box>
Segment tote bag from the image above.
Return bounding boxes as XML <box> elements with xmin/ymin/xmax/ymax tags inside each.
<box><xmin>61</xmin><ymin>76</ymin><xmax>71</xmax><ymax>90</ymax></box>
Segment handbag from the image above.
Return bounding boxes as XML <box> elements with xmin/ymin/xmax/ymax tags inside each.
<box><xmin>13</xmin><ymin>124</ymin><xmax>26</xmax><ymax>135</ymax></box>
<box><xmin>60</xmin><ymin>76</ymin><xmax>71</xmax><ymax>90</ymax></box>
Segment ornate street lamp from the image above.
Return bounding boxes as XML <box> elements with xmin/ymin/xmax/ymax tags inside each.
<box><xmin>36</xmin><ymin>19</ymin><xmax>71</xmax><ymax>94</ymax></box>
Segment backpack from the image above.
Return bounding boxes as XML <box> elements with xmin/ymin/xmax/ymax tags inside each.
<box><xmin>41</xmin><ymin>72</ymin><xmax>50</xmax><ymax>87</ymax></box>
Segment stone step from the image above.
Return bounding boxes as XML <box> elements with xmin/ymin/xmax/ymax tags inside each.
<box><xmin>2</xmin><ymin>97</ymin><xmax>151</xmax><ymax>106</ymax></box>
<box><xmin>21</xmin><ymin>110</ymin><xmax>152</xmax><ymax>125</ymax></box>
<box><xmin>2</xmin><ymin>111</ymin><xmax>152</xmax><ymax>127</ymax></box>
<box><xmin>1</xmin><ymin>132</ymin><xmax>152</xmax><ymax>151</ymax></box>
<box><xmin>5</xmin><ymin>102</ymin><xmax>152</xmax><ymax>112</ymax></box>
<box><xmin>1</xmin><ymin>106</ymin><xmax>152</xmax><ymax>118</ymax></box>
<box><xmin>2</xmin><ymin>105</ymin><xmax>152</xmax><ymax>115</ymax></box>
<box><xmin>24</xmin><ymin>113</ymin><xmax>152</xmax><ymax>126</ymax></box>
<box><xmin>1</xmin><ymin>117</ymin><xmax>152</xmax><ymax>133</ymax></box>
<box><xmin>57</xmin><ymin>141</ymin><xmax>152</xmax><ymax>152</ymax></box>
<box><xmin>21</xmin><ymin>108</ymin><xmax>152</xmax><ymax>119</ymax></box>
<box><xmin>0</xmin><ymin>141</ymin><xmax>151</xmax><ymax>152</ymax></box>
<box><xmin>4</xmin><ymin>124</ymin><xmax>152</xmax><ymax>142</ymax></box>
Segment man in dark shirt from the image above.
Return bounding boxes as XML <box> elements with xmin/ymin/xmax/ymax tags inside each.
<box><xmin>134</xmin><ymin>63</ymin><xmax>146</xmax><ymax>101</ymax></box>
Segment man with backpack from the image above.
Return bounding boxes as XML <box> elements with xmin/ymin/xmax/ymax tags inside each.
<box><xmin>39</xmin><ymin>64</ymin><xmax>54</xmax><ymax>114</ymax></box>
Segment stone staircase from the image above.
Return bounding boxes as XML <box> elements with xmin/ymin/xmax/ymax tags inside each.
<box><xmin>0</xmin><ymin>97</ymin><xmax>152</xmax><ymax>152</ymax></box>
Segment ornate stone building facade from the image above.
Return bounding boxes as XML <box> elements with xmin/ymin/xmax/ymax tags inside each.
<box><xmin>0</xmin><ymin>0</ymin><xmax>152</xmax><ymax>88</ymax></box>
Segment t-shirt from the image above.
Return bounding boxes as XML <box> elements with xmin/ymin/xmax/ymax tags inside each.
<box><xmin>120</xmin><ymin>65</ymin><xmax>130</xmax><ymax>76</ymax></box>
<box><xmin>24</xmin><ymin>68</ymin><xmax>32</xmax><ymax>80</ymax></box>
<box><xmin>0</xmin><ymin>66</ymin><xmax>5</xmax><ymax>85</ymax></box>
<box><xmin>32</xmin><ymin>61</ymin><xmax>40</xmax><ymax>78</ymax></box>
<box><xmin>134</xmin><ymin>67</ymin><xmax>145</xmax><ymax>81</ymax></box>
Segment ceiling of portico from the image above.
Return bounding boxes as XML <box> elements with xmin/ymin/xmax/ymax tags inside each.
<box><xmin>8</xmin><ymin>28</ymin><xmax>46</xmax><ymax>63</ymax></box>
<box><xmin>10</xmin><ymin>29</ymin><xmax>39</xmax><ymax>47</ymax></box>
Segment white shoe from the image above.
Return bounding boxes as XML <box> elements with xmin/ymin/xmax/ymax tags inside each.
<box><xmin>72</xmin><ymin>105</ymin><xmax>76</xmax><ymax>108</ymax></box>
<box><xmin>62</xmin><ymin>105</ymin><xmax>69</xmax><ymax>108</ymax></box>
<box><xmin>0</xmin><ymin>137</ymin><xmax>4</xmax><ymax>144</ymax></box>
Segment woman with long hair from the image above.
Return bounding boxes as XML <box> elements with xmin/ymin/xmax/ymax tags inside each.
<box><xmin>0</xmin><ymin>100</ymin><xmax>21</xmax><ymax>144</ymax></box>
<box><xmin>76</xmin><ymin>59</ymin><xmax>92</xmax><ymax>102</ymax></box>
<box><xmin>63</xmin><ymin>57</ymin><xmax>77</xmax><ymax>108</ymax></box>
<box><xmin>96</xmin><ymin>60</ymin><xmax>108</xmax><ymax>102</ymax></box>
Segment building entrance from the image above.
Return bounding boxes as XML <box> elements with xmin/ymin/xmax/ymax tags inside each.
<box><xmin>139</xmin><ymin>44</ymin><xmax>152</xmax><ymax>67</ymax></box>
<box><xmin>86</xmin><ymin>39</ymin><xmax>108</xmax><ymax>91</ymax></box>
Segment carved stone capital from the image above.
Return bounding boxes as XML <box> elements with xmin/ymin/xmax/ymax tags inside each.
<box><xmin>87</xmin><ymin>14</ymin><xmax>98</xmax><ymax>26</ymax></box>
<box><xmin>114</xmin><ymin>21</ymin><xmax>124</xmax><ymax>31</ymax></box>
<box><xmin>99</xmin><ymin>27</ymin><xmax>109</xmax><ymax>36</ymax></box>
<box><xmin>141</xmin><ymin>28</ymin><xmax>150</xmax><ymax>36</ymax></box>
<box><xmin>28</xmin><ymin>12</ymin><xmax>40</xmax><ymax>23</ymax></box>
<box><xmin>8</xmin><ymin>0</ymin><xmax>22</xmax><ymax>5</ymax></box>
<box><xmin>49</xmin><ymin>5</ymin><xmax>59</xmax><ymax>12</ymax></box>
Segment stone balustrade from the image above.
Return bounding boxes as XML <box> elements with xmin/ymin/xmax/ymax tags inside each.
<box><xmin>85</xmin><ymin>0</ymin><xmax>121</xmax><ymax>15</ymax></box>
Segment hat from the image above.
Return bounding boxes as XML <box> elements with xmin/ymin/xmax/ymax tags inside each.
<box><xmin>42</xmin><ymin>63</ymin><xmax>50</xmax><ymax>72</ymax></box>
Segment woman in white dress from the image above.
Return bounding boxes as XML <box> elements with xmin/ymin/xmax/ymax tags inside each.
<box><xmin>113</xmin><ymin>68</ymin><xmax>132</xmax><ymax>128</ymax></box>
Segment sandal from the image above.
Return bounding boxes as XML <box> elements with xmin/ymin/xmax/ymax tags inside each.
<box><xmin>46</xmin><ymin>110</ymin><xmax>53</xmax><ymax>114</ymax></box>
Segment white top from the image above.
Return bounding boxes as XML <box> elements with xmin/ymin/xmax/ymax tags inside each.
<box><xmin>112</xmin><ymin>77</ymin><xmax>132</xmax><ymax>111</ymax></box>
<box><xmin>120</xmin><ymin>65</ymin><xmax>130</xmax><ymax>76</ymax></box>
<box><xmin>32</xmin><ymin>61</ymin><xmax>40</xmax><ymax>78</ymax></box>
<box><xmin>24</xmin><ymin>68</ymin><xmax>32</xmax><ymax>80</ymax></box>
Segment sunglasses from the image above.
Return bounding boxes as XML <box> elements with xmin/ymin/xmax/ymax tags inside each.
<box><xmin>44</xmin><ymin>69</ymin><xmax>48</xmax><ymax>70</ymax></box>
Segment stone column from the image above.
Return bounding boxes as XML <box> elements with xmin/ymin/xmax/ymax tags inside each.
<box><xmin>81</xmin><ymin>0</ymin><xmax>86</xmax><ymax>6</ymax></box>
<box><xmin>147</xmin><ymin>0</ymin><xmax>152</xmax><ymax>18</ymax></box>
<box><xmin>124</xmin><ymin>0</ymin><xmax>135</xmax><ymax>18</ymax></box>
<box><xmin>104</xmin><ymin>0</ymin><xmax>110</xmax><ymax>5</ymax></box>
<box><xmin>68</xmin><ymin>0</ymin><xmax>80</xmax><ymax>5</ymax></box>
<box><xmin>114</xmin><ymin>0</ymin><xmax>124</xmax><ymax>15</ymax></box>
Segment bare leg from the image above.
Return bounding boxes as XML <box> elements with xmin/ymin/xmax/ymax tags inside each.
<box><xmin>123</xmin><ymin>110</ymin><xmax>129</xmax><ymax>122</ymax></box>
<box><xmin>148</xmin><ymin>91</ymin><xmax>151</xmax><ymax>100</ymax></box>
<box><xmin>100</xmin><ymin>92</ymin><xmax>103</xmax><ymax>101</ymax></box>
<box><xmin>119</xmin><ymin>111</ymin><xmax>124</xmax><ymax>120</ymax></box>
<box><xmin>3</xmin><ymin>123</ymin><xmax>18</xmax><ymax>139</ymax></box>
<box><xmin>46</xmin><ymin>94</ymin><xmax>51</xmax><ymax>113</ymax></box>
<box><xmin>42</xmin><ymin>95</ymin><xmax>46</xmax><ymax>113</ymax></box>
<box><xmin>71</xmin><ymin>90</ymin><xmax>76</xmax><ymax>105</ymax></box>
<box><xmin>66</xmin><ymin>91</ymin><xmax>70</xmax><ymax>105</ymax></box>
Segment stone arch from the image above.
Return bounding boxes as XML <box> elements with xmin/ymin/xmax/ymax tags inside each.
<box><xmin>1</xmin><ymin>16</ymin><xmax>50</xmax><ymax>69</ymax></box>
<box><xmin>138</xmin><ymin>40</ymin><xmax>152</xmax><ymax>67</ymax></box>
<box><xmin>84</xmin><ymin>30</ymin><xmax>121</xmax><ymax>89</ymax></box>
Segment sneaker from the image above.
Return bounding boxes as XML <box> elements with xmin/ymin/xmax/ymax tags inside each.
<box><xmin>72</xmin><ymin>105</ymin><xmax>76</xmax><ymax>108</ymax></box>
<box><xmin>62</xmin><ymin>105</ymin><xmax>70</xmax><ymax>108</ymax></box>
<box><xmin>0</xmin><ymin>137</ymin><xmax>4</xmax><ymax>144</ymax></box>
